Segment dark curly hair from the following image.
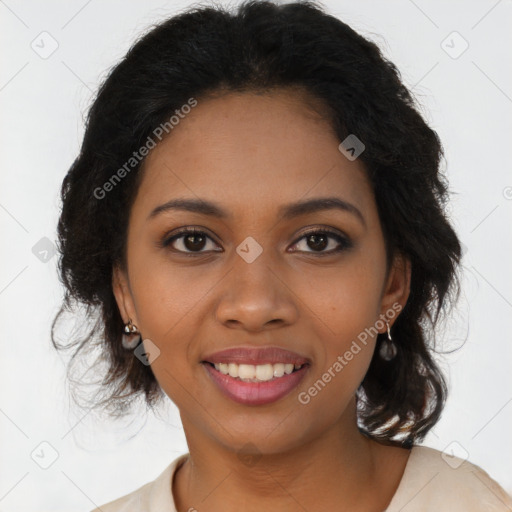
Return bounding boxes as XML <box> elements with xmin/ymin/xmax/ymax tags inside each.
<box><xmin>52</xmin><ymin>0</ymin><xmax>462</xmax><ymax>447</ymax></box>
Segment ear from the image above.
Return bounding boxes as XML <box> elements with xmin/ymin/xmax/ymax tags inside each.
<box><xmin>378</xmin><ymin>251</ymin><xmax>411</xmax><ymax>331</ymax></box>
<box><xmin>112</xmin><ymin>264</ymin><xmax>139</xmax><ymax>326</ymax></box>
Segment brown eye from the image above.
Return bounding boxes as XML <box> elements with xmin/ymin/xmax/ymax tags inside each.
<box><xmin>162</xmin><ymin>228</ymin><xmax>221</xmax><ymax>254</ymax></box>
<box><xmin>291</xmin><ymin>229</ymin><xmax>353</xmax><ymax>255</ymax></box>
<box><xmin>181</xmin><ymin>232</ymin><xmax>207</xmax><ymax>251</ymax></box>
<box><xmin>305</xmin><ymin>232</ymin><xmax>329</xmax><ymax>251</ymax></box>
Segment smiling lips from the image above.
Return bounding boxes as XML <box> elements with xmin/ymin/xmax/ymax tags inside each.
<box><xmin>202</xmin><ymin>346</ymin><xmax>310</xmax><ymax>405</ymax></box>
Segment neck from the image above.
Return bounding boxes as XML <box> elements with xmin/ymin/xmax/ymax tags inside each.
<box><xmin>173</xmin><ymin>402</ymin><xmax>407</xmax><ymax>512</ymax></box>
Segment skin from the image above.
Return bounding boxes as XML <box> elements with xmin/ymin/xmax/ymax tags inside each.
<box><xmin>113</xmin><ymin>88</ymin><xmax>412</xmax><ymax>512</ymax></box>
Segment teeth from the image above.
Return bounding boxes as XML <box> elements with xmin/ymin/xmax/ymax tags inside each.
<box><xmin>212</xmin><ymin>362</ymin><xmax>304</xmax><ymax>381</ymax></box>
<box><xmin>228</xmin><ymin>363</ymin><xmax>239</xmax><ymax>378</ymax></box>
<box><xmin>273</xmin><ymin>363</ymin><xmax>285</xmax><ymax>378</ymax></box>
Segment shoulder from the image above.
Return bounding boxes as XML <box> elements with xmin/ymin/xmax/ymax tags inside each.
<box><xmin>90</xmin><ymin>453</ymin><xmax>188</xmax><ymax>512</ymax></box>
<box><xmin>387</xmin><ymin>445</ymin><xmax>512</xmax><ymax>512</ymax></box>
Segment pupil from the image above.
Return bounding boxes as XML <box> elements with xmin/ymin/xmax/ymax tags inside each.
<box><xmin>185</xmin><ymin>234</ymin><xmax>205</xmax><ymax>251</ymax></box>
<box><xmin>308</xmin><ymin>233</ymin><xmax>327</xmax><ymax>251</ymax></box>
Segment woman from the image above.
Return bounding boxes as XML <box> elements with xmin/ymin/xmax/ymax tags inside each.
<box><xmin>52</xmin><ymin>1</ymin><xmax>512</xmax><ymax>510</ymax></box>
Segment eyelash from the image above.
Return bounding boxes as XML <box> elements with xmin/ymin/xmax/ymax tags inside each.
<box><xmin>160</xmin><ymin>227</ymin><xmax>353</xmax><ymax>257</ymax></box>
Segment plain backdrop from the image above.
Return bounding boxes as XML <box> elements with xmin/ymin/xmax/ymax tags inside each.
<box><xmin>1</xmin><ymin>0</ymin><xmax>511</xmax><ymax>510</ymax></box>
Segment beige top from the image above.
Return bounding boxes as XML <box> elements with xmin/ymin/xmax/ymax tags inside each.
<box><xmin>92</xmin><ymin>446</ymin><xmax>512</xmax><ymax>511</ymax></box>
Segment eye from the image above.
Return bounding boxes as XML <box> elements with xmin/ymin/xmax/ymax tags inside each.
<box><xmin>161</xmin><ymin>228</ymin><xmax>221</xmax><ymax>255</ymax></box>
<box><xmin>160</xmin><ymin>227</ymin><xmax>353</xmax><ymax>257</ymax></box>
<box><xmin>290</xmin><ymin>228</ymin><xmax>353</xmax><ymax>255</ymax></box>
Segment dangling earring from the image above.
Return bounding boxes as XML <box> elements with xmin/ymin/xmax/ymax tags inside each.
<box><xmin>379</xmin><ymin>319</ymin><xmax>397</xmax><ymax>361</ymax></box>
<box><xmin>122</xmin><ymin>318</ymin><xmax>141</xmax><ymax>349</ymax></box>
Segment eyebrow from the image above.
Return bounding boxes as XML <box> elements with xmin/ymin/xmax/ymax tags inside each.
<box><xmin>147</xmin><ymin>196</ymin><xmax>366</xmax><ymax>228</ymax></box>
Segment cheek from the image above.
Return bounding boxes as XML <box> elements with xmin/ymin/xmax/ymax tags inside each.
<box><xmin>296</xmin><ymin>254</ymin><xmax>384</xmax><ymax>388</ymax></box>
<box><xmin>300</xmin><ymin>253</ymin><xmax>385</xmax><ymax>341</ymax></box>
<box><xmin>129</xmin><ymin>250</ymin><xmax>207</xmax><ymax>339</ymax></box>
<box><xmin>131</xmin><ymin>264</ymin><xmax>204</xmax><ymax>407</ymax></box>
<box><xmin>126</xmin><ymin>258</ymin><xmax>210</xmax><ymax>400</ymax></box>
<box><xmin>297</xmin><ymin>278</ymin><xmax>380</xmax><ymax>417</ymax></box>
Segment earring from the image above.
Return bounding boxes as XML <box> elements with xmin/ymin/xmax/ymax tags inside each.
<box><xmin>379</xmin><ymin>319</ymin><xmax>397</xmax><ymax>361</ymax></box>
<box><xmin>122</xmin><ymin>319</ymin><xmax>141</xmax><ymax>349</ymax></box>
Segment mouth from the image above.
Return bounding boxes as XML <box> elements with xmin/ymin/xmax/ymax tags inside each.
<box><xmin>202</xmin><ymin>361</ymin><xmax>308</xmax><ymax>382</ymax></box>
<box><xmin>201</xmin><ymin>358</ymin><xmax>310</xmax><ymax>406</ymax></box>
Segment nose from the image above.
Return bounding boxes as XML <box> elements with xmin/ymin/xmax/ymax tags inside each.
<box><xmin>214</xmin><ymin>248</ymin><xmax>299</xmax><ymax>332</ymax></box>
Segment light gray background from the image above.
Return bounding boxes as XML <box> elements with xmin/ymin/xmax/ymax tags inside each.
<box><xmin>1</xmin><ymin>0</ymin><xmax>511</xmax><ymax>510</ymax></box>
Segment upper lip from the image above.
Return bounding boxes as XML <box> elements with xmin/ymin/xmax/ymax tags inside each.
<box><xmin>202</xmin><ymin>346</ymin><xmax>310</xmax><ymax>366</ymax></box>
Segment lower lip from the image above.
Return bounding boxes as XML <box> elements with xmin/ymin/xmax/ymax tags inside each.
<box><xmin>202</xmin><ymin>363</ymin><xmax>309</xmax><ymax>406</ymax></box>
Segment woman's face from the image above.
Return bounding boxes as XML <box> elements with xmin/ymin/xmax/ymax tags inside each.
<box><xmin>113</xmin><ymin>89</ymin><xmax>410</xmax><ymax>455</ymax></box>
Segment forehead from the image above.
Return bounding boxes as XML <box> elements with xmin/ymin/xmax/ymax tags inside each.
<box><xmin>132</xmin><ymin>90</ymin><xmax>375</xmax><ymax>222</ymax></box>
